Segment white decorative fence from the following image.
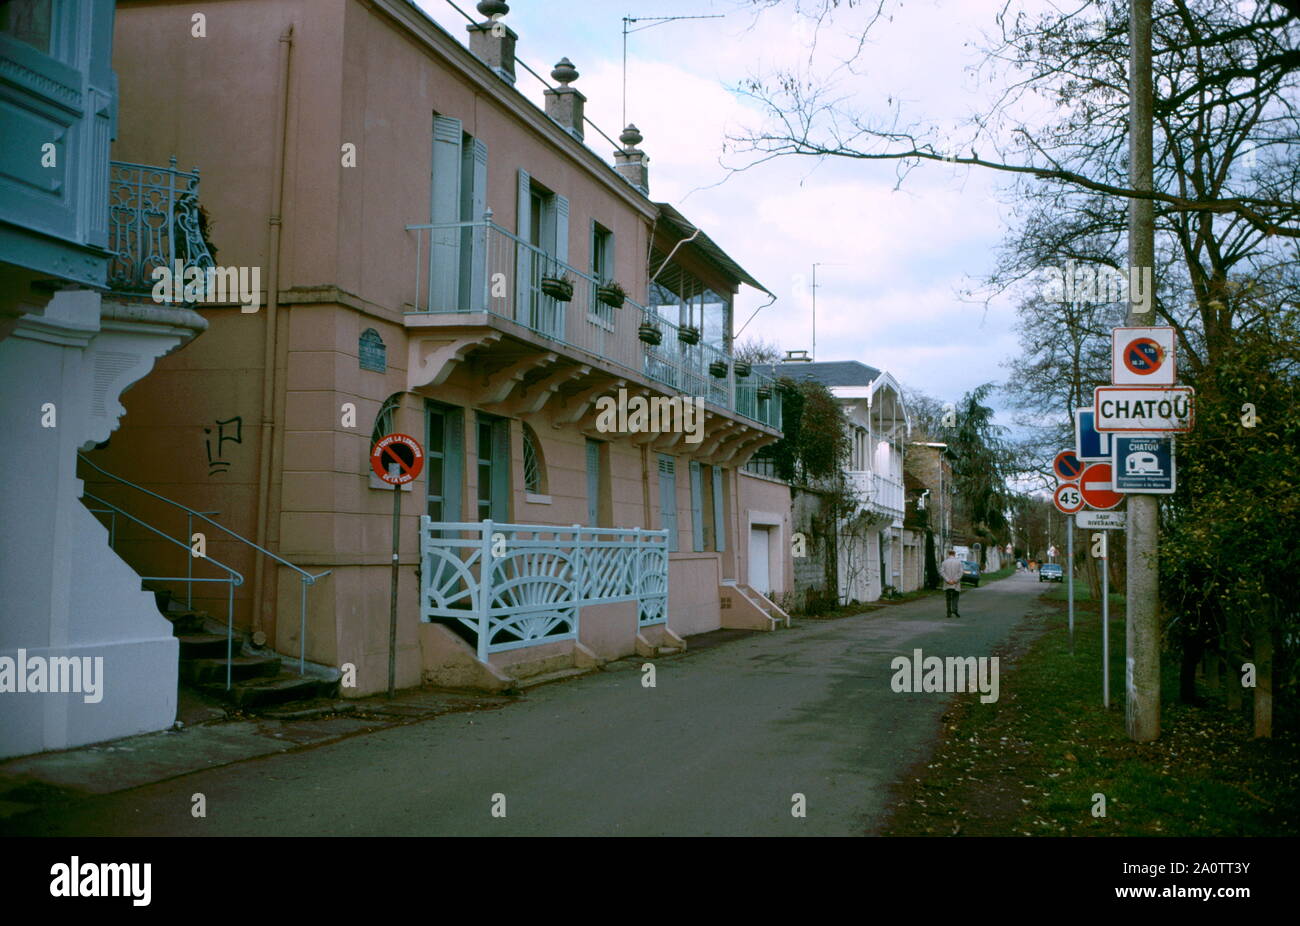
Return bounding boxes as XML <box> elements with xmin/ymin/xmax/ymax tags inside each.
<box><xmin>420</xmin><ymin>519</ymin><xmax>669</xmax><ymax>662</ymax></box>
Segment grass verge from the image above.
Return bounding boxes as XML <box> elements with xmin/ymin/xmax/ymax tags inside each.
<box><xmin>878</xmin><ymin>590</ymin><xmax>1300</xmax><ymax>835</ymax></box>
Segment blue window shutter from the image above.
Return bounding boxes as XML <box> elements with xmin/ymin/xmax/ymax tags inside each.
<box><xmin>515</xmin><ymin>168</ymin><xmax>532</xmax><ymax>323</ymax></box>
<box><xmin>431</xmin><ymin>115</ymin><xmax>463</xmax><ymax>311</ymax></box>
<box><xmin>554</xmin><ymin>194</ymin><xmax>570</xmax><ymax>264</ymax></box>
<box><xmin>712</xmin><ymin>465</ymin><xmax>726</xmax><ymax>552</ymax></box>
<box><xmin>461</xmin><ymin>137</ymin><xmax>488</xmax><ymax>311</ymax></box>
<box><xmin>689</xmin><ymin>460</ymin><xmax>704</xmax><ymax>552</ymax></box>
<box><xmin>658</xmin><ymin>455</ymin><xmax>678</xmax><ymax>553</ymax></box>
<box><xmin>586</xmin><ymin>439</ymin><xmax>600</xmax><ymax>526</ymax></box>
<box><xmin>490</xmin><ymin>418</ymin><xmax>510</xmax><ymax>522</ymax></box>
<box><xmin>443</xmin><ymin>406</ymin><xmax>463</xmax><ymax>523</ymax></box>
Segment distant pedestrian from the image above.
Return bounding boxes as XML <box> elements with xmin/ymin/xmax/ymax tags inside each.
<box><xmin>940</xmin><ymin>549</ymin><xmax>964</xmax><ymax>618</ymax></box>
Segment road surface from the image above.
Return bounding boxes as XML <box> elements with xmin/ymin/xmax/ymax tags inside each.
<box><xmin>10</xmin><ymin>571</ymin><xmax>1046</xmax><ymax>836</ymax></box>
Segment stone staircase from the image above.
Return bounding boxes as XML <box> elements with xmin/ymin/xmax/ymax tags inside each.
<box><xmin>147</xmin><ymin>583</ymin><xmax>338</xmax><ymax>711</ymax></box>
<box><xmin>732</xmin><ymin>583</ymin><xmax>792</xmax><ymax>629</ymax></box>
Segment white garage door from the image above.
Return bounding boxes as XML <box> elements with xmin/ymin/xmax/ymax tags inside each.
<box><xmin>749</xmin><ymin>526</ymin><xmax>771</xmax><ymax>594</ymax></box>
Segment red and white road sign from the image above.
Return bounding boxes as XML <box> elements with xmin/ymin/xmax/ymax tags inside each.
<box><xmin>1053</xmin><ymin>482</ymin><xmax>1084</xmax><ymax>515</ymax></box>
<box><xmin>1053</xmin><ymin>449</ymin><xmax>1084</xmax><ymax>482</ymax></box>
<box><xmin>1094</xmin><ymin>385</ymin><xmax>1194</xmax><ymax>432</ymax></box>
<box><xmin>370</xmin><ymin>433</ymin><xmax>425</xmax><ymax>485</ymax></box>
<box><xmin>1112</xmin><ymin>327</ymin><xmax>1176</xmax><ymax>385</ymax></box>
<box><xmin>1078</xmin><ymin>462</ymin><xmax>1123</xmax><ymax>510</ymax></box>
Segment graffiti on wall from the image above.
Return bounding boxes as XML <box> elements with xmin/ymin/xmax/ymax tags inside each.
<box><xmin>204</xmin><ymin>416</ymin><xmax>243</xmax><ymax>476</ymax></box>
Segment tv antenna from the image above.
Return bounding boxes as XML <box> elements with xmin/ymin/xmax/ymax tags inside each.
<box><xmin>622</xmin><ymin>13</ymin><xmax>725</xmax><ymax>129</ymax></box>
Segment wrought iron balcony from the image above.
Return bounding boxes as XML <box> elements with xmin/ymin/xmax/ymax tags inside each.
<box><xmin>420</xmin><ymin>519</ymin><xmax>669</xmax><ymax>661</ymax></box>
<box><xmin>406</xmin><ymin>218</ymin><xmax>781</xmax><ymax>430</ymax></box>
<box><xmin>107</xmin><ymin>158</ymin><xmax>215</xmax><ymax>297</ymax></box>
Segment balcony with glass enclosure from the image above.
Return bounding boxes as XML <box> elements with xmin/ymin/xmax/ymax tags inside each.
<box><xmin>405</xmin><ymin>214</ymin><xmax>781</xmax><ymax>434</ymax></box>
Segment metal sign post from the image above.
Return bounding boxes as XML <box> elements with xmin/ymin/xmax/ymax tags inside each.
<box><xmin>1102</xmin><ymin>530</ymin><xmax>1110</xmax><ymax>709</ymax></box>
<box><xmin>1067</xmin><ymin>515</ymin><xmax>1075</xmax><ymax>655</ymax></box>
<box><xmin>370</xmin><ymin>433</ymin><xmax>426</xmax><ymax>699</ymax></box>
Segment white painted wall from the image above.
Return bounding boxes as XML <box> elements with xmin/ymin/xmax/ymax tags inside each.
<box><xmin>0</xmin><ymin>292</ymin><xmax>200</xmax><ymax>758</ymax></box>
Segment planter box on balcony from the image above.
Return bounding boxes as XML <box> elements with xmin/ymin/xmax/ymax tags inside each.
<box><xmin>756</xmin><ymin>386</ymin><xmax>772</xmax><ymax>400</ymax></box>
<box><xmin>709</xmin><ymin>360</ymin><xmax>728</xmax><ymax>378</ymax></box>
<box><xmin>734</xmin><ymin>361</ymin><xmax>752</xmax><ymax>377</ymax></box>
<box><xmin>540</xmin><ymin>276</ymin><xmax>574</xmax><ymax>302</ymax></box>
<box><xmin>596</xmin><ymin>284</ymin><xmax>625</xmax><ymax>308</ymax></box>
<box><xmin>678</xmin><ymin>326</ymin><xmax>701</xmax><ymax>345</ymax></box>
<box><xmin>638</xmin><ymin>324</ymin><xmax>663</xmax><ymax>345</ymax></box>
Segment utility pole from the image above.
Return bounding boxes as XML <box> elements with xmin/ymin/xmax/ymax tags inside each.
<box><xmin>1126</xmin><ymin>0</ymin><xmax>1160</xmax><ymax>741</ymax></box>
<box><xmin>811</xmin><ymin>262</ymin><xmax>820</xmax><ymax>361</ymax></box>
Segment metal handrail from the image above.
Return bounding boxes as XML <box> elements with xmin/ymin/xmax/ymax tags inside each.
<box><xmin>78</xmin><ymin>454</ymin><xmax>331</xmax><ymax>675</ymax></box>
<box><xmin>84</xmin><ymin>492</ymin><xmax>243</xmax><ymax>690</ymax></box>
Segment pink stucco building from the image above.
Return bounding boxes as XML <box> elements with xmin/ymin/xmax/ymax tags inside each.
<box><xmin>87</xmin><ymin>0</ymin><xmax>793</xmax><ymax>700</ymax></box>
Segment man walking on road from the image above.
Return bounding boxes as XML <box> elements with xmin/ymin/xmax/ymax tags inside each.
<box><xmin>940</xmin><ymin>549</ymin><xmax>964</xmax><ymax>618</ymax></box>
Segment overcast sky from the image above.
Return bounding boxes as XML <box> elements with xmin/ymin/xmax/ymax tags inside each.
<box><xmin>417</xmin><ymin>0</ymin><xmax>1042</xmax><ymax>427</ymax></box>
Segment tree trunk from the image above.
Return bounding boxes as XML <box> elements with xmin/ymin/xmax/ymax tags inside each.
<box><xmin>1225</xmin><ymin>608</ymin><xmax>1243</xmax><ymax>712</ymax></box>
<box><xmin>1179</xmin><ymin>633</ymin><xmax>1203</xmax><ymax>704</ymax></box>
<box><xmin>1253</xmin><ymin>624</ymin><xmax>1273</xmax><ymax>739</ymax></box>
<box><xmin>1203</xmin><ymin>650</ymin><xmax>1220</xmax><ymax>691</ymax></box>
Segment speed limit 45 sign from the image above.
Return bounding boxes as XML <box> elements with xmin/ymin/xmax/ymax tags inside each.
<box><xmin>1054</xmin><ymin>482</ymin><xmax>1084</xmax><ymax>515</ymax></box>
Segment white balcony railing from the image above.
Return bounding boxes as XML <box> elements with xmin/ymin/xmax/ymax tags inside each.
<box><xmin>420</xmin><ymin>519</ymin><xmax>669</xmax><ymax>661</ymax></box>
<box><xmin>848</xmin><ymin>471</ymin><xmax>906</xmax><ymax>521</ymax></box>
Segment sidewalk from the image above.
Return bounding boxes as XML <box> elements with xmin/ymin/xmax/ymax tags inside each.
<box><xmin>0</xmin><ymin>686</ymin><xmax>511</xmax><ymax>824</ymax></box>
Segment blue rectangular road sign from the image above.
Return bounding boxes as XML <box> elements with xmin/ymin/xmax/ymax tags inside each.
<box><xmin>1112</xmin><ymin>434</ymin><xmax>1175</xmax><ymax>493</ymax></box>
<box><xmin>1075</xmin><ymin>408</ymin><xmax>1112</xmax><ymax>461</ymax></box>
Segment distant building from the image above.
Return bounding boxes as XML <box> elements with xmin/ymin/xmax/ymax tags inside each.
<box><xmin>751</xmin><ymin>360</ymin><xmax>911</xmax><ymax>603</ymax></box>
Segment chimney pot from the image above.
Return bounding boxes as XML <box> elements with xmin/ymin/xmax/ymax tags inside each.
<box><xmin>613</xmin><ymin>124</ymin><xmax>649</xmax><ymax>194</ymax></box>
<box><xmin>543</xmin><ymin>57</ymin><xmax>586</xmax><ymax>141</ymax></box>
<box><xmin>467</xmin><ymin>4</ymin><xmax>516</xmax><ymax>84</ymax></box>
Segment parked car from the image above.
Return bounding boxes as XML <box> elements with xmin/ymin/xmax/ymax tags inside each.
<box><xmin>961</xmin><ymin>561</ymin><xmax>980</xmax><ymax>587</ymax></box>
<box><xmin>1039</xmin><ymin>563</ymin><xmax>1064</xmax><ymax>583</ymax></box>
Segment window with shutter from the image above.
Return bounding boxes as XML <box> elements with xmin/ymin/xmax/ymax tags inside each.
<box><xmin>657</xmin><ymin>454</ymin><xmax>678</xmax><ymax>553</ymax></box>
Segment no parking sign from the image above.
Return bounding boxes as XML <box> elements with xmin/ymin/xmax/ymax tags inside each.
<box><xmin>1112</xmin><ymin>327</ymin><xmax>1176</xmax><ymax>385</ymax></box>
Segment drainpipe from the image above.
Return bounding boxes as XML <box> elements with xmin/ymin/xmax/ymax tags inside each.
<box><xmin>251</xmin><ymin>23</ymin><xmax>294</xmax><ymax>643</ymax></box>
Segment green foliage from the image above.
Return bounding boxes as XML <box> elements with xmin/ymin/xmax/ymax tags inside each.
<box><xmin>1160</xmin><ymin>309</ymin><xmax>1300</xmax><ymax>681</ymax></box>
<box><xmin>943</xmin><ymin>383</ymin><xmax>1013</xmax><ymax>563</ymax></box>
<box><xmin>766</xmin><ymin>376</ymin><xmax>851</xmax><ymax>485</ymax></box>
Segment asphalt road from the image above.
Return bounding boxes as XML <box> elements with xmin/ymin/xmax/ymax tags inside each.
<box><xmin>14</xmin><ymin>571</ymin><xmax>1046</xmax><ymax>836</ymax></box>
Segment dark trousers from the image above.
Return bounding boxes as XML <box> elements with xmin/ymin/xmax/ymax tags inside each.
<box><xmin>945</xmin><ymin>588</ymin><xmax>960</xmax><ymax>616</ymax></box>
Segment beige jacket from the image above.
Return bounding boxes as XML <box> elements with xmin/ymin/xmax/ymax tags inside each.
<box><xmin>939</xmin><ymin>556</ymin><xmax>964</xmax><ymax>590</ymax></box>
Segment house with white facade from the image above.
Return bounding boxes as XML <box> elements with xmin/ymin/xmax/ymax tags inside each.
<box><xmin>752</xmin><ymin>359</ymin><xmax>912</xmax><ymax>604</ymax></box>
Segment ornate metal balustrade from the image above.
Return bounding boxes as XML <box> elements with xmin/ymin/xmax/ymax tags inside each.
<box><xmin>108</xmin><ymin>158</ymin><xmax>216</xmax><ymax>296</ymax></box>
<box><xmin>420</xmin><ymin>519</ymin><xmax>669</xmax><ymax>662</ymax></box>
<box><xmin>407</xmin><ymin>218</ymin><xmax>782</xmax><ymax>431</ymax></box>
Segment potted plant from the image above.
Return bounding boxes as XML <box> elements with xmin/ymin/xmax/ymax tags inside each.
<box><xmin>734</xmin><ymin>360</ymin><xmax>751</xmax><ymax>377</ymax></box>
<box><xmin>638</xmin><ymin>322</ymin><xmax>662</xmax><ymax>345</ymax></box>
<box><xmin>678</xmin><ymin>325</ymin><xmax>701</xmax><ymax>345</ymax></box>
<box><xmin>709</xmin><ymin>360</ymin><xmax>728</xmax><ymax>378</ymax></box>
<box><xmin>756</xmin><ymin>385</ymin><xmax>772</xmax><ymax>401</ymax></box>
<box><xmin>540</xmin><ymin>272</ymin><xmax>574</xmax><ymax>302</ymax></box>
<box><xmin>596</xmin><ymin>279</ymin><xmax>626</xmax><ymax>308</ymax></box>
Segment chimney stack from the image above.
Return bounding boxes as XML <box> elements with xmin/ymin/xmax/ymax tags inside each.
<box><xmin>614</xmin><ymin>124</ymin><xmax>649</xmax><ymax>194</ymax></box>
<box><xmin>544</xmin><ymin>58</ymin><xmax>585</xmax><ymax>141</ymax></box>
<box><xmin>466</xmin><ymin>0</ymin><xmax>516</xmax><ymax>85</ymax></box>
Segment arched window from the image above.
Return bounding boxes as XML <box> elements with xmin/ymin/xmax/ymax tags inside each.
<box><xmin>369</xmin><ymin>393</ymin><xmax>403</xmax><ymax>482</ymax></box>
<box><xmin>521</xmin><ymin>423</ymin><xmax>547</xmax><ymax>495</ymax></box>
